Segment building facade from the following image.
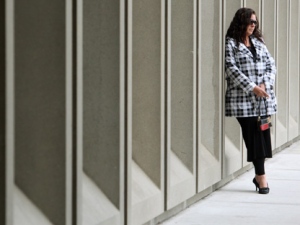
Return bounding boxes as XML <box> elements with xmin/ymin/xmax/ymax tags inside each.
<box><xmin>1</xmin><ymin>0</ymin><xmax>300</xmax><ymax>224</ymax></box>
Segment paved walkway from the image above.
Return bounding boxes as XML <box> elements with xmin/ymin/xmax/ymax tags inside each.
<box><xmin>160</xmin><ymin>140</ymin><xmax>300</xmax><ymax>225</ymax></box>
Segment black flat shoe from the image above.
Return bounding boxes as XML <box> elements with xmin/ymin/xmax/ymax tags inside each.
<box><xmin>253</xmin><ymin>178</ymin><xmax>269</xmax><ymax>194</ymax></box>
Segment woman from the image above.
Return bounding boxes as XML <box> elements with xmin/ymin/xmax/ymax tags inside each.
<box><xmin>225</xmin><ymin>8</ymin><xmax>277</xmax><ymax>194</ymax></box>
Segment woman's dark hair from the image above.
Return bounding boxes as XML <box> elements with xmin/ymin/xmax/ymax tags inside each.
<box><xmin>226</xmin><ymin>8</ymin><xmax>263</xmax><ymax>45</ymax></box>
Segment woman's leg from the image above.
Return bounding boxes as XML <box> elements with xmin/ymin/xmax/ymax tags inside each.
<box><xmin>253</xmin><ymin>158</ymin><xmax>268</xmax><ymax>188</ymax></box>
<box><xmin>236</xmin><ymin>117</ymin><xmax>270</xmax><ymax>190</ymax></box>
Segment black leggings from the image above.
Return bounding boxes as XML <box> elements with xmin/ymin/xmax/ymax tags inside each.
<box><xmin>252</xmin><ymin>158</ymin><xmax>265</xmax><ymax>175</ymax></box>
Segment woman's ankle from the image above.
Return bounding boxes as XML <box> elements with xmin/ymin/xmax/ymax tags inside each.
<box><xmin>255</xmin><ymin>174</ymin><xmax>268</xmax><ymax>187</ymax></box>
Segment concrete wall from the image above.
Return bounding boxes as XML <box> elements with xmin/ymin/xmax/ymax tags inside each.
<box><xmin>1</xmin><ymin>0</ymin><xmax>300</xmax><ymax>225</ymax></box>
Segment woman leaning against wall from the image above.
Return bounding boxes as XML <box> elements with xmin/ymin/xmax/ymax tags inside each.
<box><xmin>224</xmin><ymin>8</ymin><xmax>277</xmax><ymax>194</ymax></box>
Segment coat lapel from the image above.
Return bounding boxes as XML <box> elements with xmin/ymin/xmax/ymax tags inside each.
<box><xmin>236</xmin><ymin>36</ymin><xmax>264</xmax><ymax>60</ymax></box>
<box><xmin>250</xmin><ymin>36</ymin><xmax>263</xmax><ymax>60</ymax></box>
<box><xmin>238</xmin><ymin>41</ymin><xmax>254</xmax><ymax>59</ymax></box>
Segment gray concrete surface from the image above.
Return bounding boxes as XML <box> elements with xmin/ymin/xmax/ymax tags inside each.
<box><xmin>160</xmin><ymin>140</ymin><xmax>300</xmax><ymax>225</ymax></box>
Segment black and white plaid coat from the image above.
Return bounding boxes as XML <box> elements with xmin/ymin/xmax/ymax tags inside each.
<box><xmin>225</xmin><ymin>36</ymin><xmax>277</xmax><ymax>117</ymax></box>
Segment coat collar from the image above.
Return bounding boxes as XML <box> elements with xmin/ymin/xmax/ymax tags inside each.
<box><xmin>237</xmin><ymin>36</ymin><xmax>264</xmax><ymax>59</ymax></box>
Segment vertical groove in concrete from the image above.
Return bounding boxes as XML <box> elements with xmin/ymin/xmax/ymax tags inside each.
<box><xmin>0</xmin><ymin>0</ymin><xmax>6</xmax><ymax>223</ymax></box>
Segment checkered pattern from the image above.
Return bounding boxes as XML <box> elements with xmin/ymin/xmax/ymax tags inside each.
<box><xmin>225</xmin><ymin>36</ymin><xmax>277</xmax><ymax>117</ymax></box>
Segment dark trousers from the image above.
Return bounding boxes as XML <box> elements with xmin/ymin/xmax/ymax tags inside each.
<box><xmin>252</xmin><ymin>158</ymin><xmax>265</xmax><ymax>175</ymax></box>
<box><xmin>236</xmin><ymin>117</ymin><xmax>272</xmax><ymax>176</ymax></box>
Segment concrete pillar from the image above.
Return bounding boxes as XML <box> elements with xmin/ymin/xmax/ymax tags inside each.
<box><xmin>166</xmin><ymin>0</ymin><xmax>197</xmax><ymax>209</ymax></box>
<box><xmin>288</xmin><ymin>0</ymin><xmax>299</xmax><ymax>140</ymax></box>
<box><xmin>14</xmin><ymin>1</ymin><xmax>72</xmax><ymax>224</ymax></box>
<box><xmin>276</xmin><ymin>0</ymin><xmax>289</xmax><ymax>147</ymax></box>
<box><xmin>127</xmin><ymin>0</ymin><xmax>165</xmax><ymax>224</ymax></box>
<box><xmin>198</xmin><ymin>0</ymin><xmax>222</xmax><ymax>192</ymax></box>
<box><xmin>81</xmin><ymin>1</ymin><xmax>124</xmax><ymax>225</ymax></box>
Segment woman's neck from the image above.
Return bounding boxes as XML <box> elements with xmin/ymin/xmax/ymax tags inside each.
<box><xmin>244</xmin><ymin>36</ymin><xmax>251</xmax><ymax>47</ymax></box>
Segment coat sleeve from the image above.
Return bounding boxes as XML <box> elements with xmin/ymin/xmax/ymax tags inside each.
<box><xmin>225</xmin><ymin>38</ymin><xmax>256</xmax><ymax>94</ymax></box>
<box><xmin>262</xmin><ymin>45</ymin><xmax>276</xmax><ymax>88</ymax></box>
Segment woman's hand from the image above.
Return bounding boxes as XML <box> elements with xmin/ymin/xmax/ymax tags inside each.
<box><xmin>253</xmin><ymin>84</ymin><xmax>269</xmax><ymax>98</ymax></box>
<box><xmin>259</xmin><ymin>83</ymin><xmax>266</xmax><ymax>91</ymax></box>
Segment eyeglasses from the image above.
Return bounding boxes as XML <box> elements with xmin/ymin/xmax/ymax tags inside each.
<box><xmin>250</xmin><ymin>20</ymin><xmax>257</xmax><ymax>25</ymax></box>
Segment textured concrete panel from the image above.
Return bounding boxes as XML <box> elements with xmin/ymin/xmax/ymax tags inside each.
<box><xmin>289</xmin><ymin>0</ymin><xmax>299</xmax><ymax>140</ymax></box>
<box><xmin>166</xmin><ymin>0</ymin><xmax>196</xmax><ymax>209</ymax></box>
<box><xmin>200</xmin><ymin>0</ymin><xmax>221</xmax><ymax>159</ymax></box>
<box><xmin>170</xmin><ymin>0</ymin><xmax>195</xmax><ymax>172</ymax></box>
<box><xmin>225</xmin><ymin>0</ymin><xmax>242</xmax><ymax>31</ymax></box>
<box><xmin>262</xmin><ymin>0</ymin><xmax>276</xmax><ymax>55</ymax></box>
<box><xmin>225</xmin><ymin>119</ymin><xmax>241</xmax><ymax>151</ymax></box>
<box><xmin>132</xmin><ymin>0</ymin><xmax>162</xmax><ymax>187</ymax></box>
<box><xmin>276</xmin><ymin>0</ymin><xmax>288</xmax><ymax>146</ymax></box>
<box><xmin>244</xmin><ymin>0</ymin><xmax>260</xmax><ymax>18</ymax></box>
<box><xmin>14</xmin><ymin>1</ymin><xmax>67</xmax><ymax>224</ymax></box>
<box><xmin>82</xmin><ymin>0</ymin><xmax>121</xmax><ymax>209</ymax></box>
<box><xmin>224</xmin><ymin>122</ymin><xmax>242</xmax><ymax>177</ymax></box>
<box><xmin>130</xmin><ymin>1</ymin><xmax>165</xmax><ymax>224</ymax></box>
<box><xmin>198</xmin><ymin>0</ymin><xmax>222</xmax><ymax>191</ymax></box>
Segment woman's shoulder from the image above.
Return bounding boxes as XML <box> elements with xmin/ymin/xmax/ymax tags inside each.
<box><xmin>225</xmin><ymin>37</ymin><xmax>237</xmax><ymax>47</ymax></box>
<box><xmin>226</xmin><ymin>36</ymin><xmax>235</xmax><ymax>43</ymax></box>
<box><xmin>251</xmin><ymin>36</ymin><xmax>265</xmax><ymax>46</ymax></box>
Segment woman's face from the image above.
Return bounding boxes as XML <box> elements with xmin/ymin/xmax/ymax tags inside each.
<box><xmin>246</xmin><ymin>14</ymin><xmax>257</xmax><ymax>37</ymax></box>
